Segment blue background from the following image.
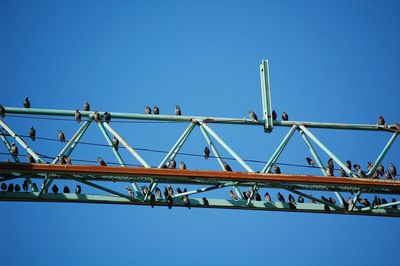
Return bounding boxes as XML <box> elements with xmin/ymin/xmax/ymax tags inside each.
<box><xmin>1</xmin><ymin>1</ymin><xmax>400</xmax><ymax>265</ymax></box>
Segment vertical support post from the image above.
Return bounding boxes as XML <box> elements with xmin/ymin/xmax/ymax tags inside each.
<box><xmin>148</xmin><ymin>122</ymin><xmax>196</xmax><ymax>194</ymax></box>
<box><xmin>199</xmin><ymin>124</ymin><xmax>243</xmax><ymax>200</ymax></box>
<box><xmin>102</xmin><ymin>122</ymin><xmax>151</xmax><ymax>168</ymax></box>
<box><xmin>98</xmin><ymin>122</ymin><xmax>141</xmax><ymax>194</ymax></box>
<box><xmin>367</xmin><ymin>131</ymin><xmax>399</xmax><ymax>176</ymax></box>
<box><xmin>0</xmin><ymin>120</ymin><xmax>44</xmax><ymax>163</ymax></box>
<box><xmin>199</xmin><ymin>122</ymin><xmax>254</xmax><ymax>173</ymax></box>
<box><xmin>261</xmin><ymin>125</ymin><xmax>298</xmax><ymax>173</ymax></box>
<box><xmin>260</xmin><ymin>60</ymin><xmax>273</xmax><ymax>133</ymax></box>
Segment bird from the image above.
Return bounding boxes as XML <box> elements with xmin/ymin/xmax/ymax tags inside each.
<box><xmin>367</xmin><ymin>162</ymin><xmax>373</xmax><ymax>171</ymax></box>
<box><xmin>103</xmin><ymin>112</ymin><xmax>111</xmax><ymax>123</ymax></box>
<box><xmin>63</xmin><ymin>186</ymin><xmax>70</xmax><ymax>193</ymax></box>
<box><xmin>391</xmin><ymin>199</ymin><xmax>397</xmax><ymax>208</ymax></box>
<box><xmin>277</xmin><ymin>192</ymin><xmax>285</xmax><ymax>202</ymax></box>
<box><xmin>371</xmin><ymin>170</ymin><xmax>379</xmax><ymax>179</ymax></box>
<box><xmin>385</xmin><ymin>170</ymin><xmax>393</xmax><ymax>180</ymax></box>
<box><xmin>347</xmin><ymin>197</ymin><xmax>354</xmax><ymax>208</ymax></box>
<box><xmin>58</xmin><ymin>130</ymin><xmax>66</xmax><ymax>143</ymax></box>
<box><xmin>288</xmin><ymin>194</ymin><xmax>296</xmax><ymax>209</ymax></box>
<box><xmin>150</xmin><ymin>194</ymin><xmax>156</xmax><ymax>208</ymax></box>
<box><xmin>168</xmin><ymin>159</ymin><xmax>176</xmax><ymax>169</ymax></box>
<box><xmin>357</xmin><ymin>167</ymin><xmax>367</xmax><ymax>178</ymax></box>
<box><xmin>340</xmin><ymin>168</ymin><xmax>348</xmax><ymax>177</ymax></box>
<box><xmin>377</xmin><ymin>115</ymin><xmax>385</xmax><ymax>126</ymax></box>
<box><xmin>245</xmin><ymin>190</ymin><xmax>252</xmax><ymax>200</ymax></box>
<box><xmin>329</xmin><ymin>197</ymin><xmax>336</xmax><ymax>205</ymax></box>
<box><xmin>94</xmin><ymin>111</ymin><xmax>101</xmax><ymax>123</ymax></box>
<box><xmin>264</xmin><ymin>192</ymin><xmax>271</xmax><ymax>202</ymax></box>
<box><xmin>14</xmin><ymin>184</ymin><xmax>21</xmax><ymax>192</ymax></box>
<box><xmin>22</xmin><ymin>181</ymin><xmax>28</xmax><ymax>192</ymax></box>
<box><xmin>27</xmin><ymin>154</ymin><xmax>35</xmax><ymax>163</ymax></box>
<box><xmin>359</xmin><ymin>198</ymin><xmax>371</xmax><ymax>207</ymax></box>
<box><xmin>75</xmin><ymin>185</ymin><xmax>81</xmax><ymax>194</ymax></box>
<box><xmin>390</xmin><ymin>163</ymin><xmax>397</xmax><ymax>179</ymax></box>
<box><xmin>155</xmin><ymin>187</ymin><xmax>162</xmax><ymax>199</ymax></box>
<box><xmin>248</xmin><ymin>110</ymin><xmax>258</xmax><ymax>122</ymax></box>
<box><xmin>372</xmin><ymin>195</ymin><xmax>381</xmax><ymax>207</ymax></box>
<box><xmin>202</xmin><ymin>197</ymin><xmax>209</xmax><ymax>206</ymax></box>
<box><xmin>229</xmin><ymin>190</ymin><xmax>238</xmax><ymax>200</ymax></box>
<box><xmin>126</xmin><ymin>186</ymin><xmax>134</xmax><ymax>197</ymax></box>
<box><xmin>7</xmin><ymin>183</ymin><xmax>14</xmax><ymax>192</ymax></box>
<box><xmin>179</xmin><ymin>161</ymin><xmax>186</xmax><ymax>170</ymax></box>
<box><xmin>52</xmin><ymin>185</ymin><xmax>59</xmax><ymax>193</ymax></box>
<box><xmin>298</xmin><ymin>196</ymin><xmax>304</xmax><ymax>203</ymax></box>
<box><xmin>10</xmin><ymin>142</ymin><xmax>18</xmax><ymax>158</ymax></box>
<box><xmin>306</xmin><ymin>157</ymin><xmax>315</xmax><ymax>167</ymax></box>
<box><xmin>23</xmin><ymin>97</ymin><xmax>30</xmax><ymax>108</ymax></box>
<box><xmin>59</xmin><ymin>155</ymin><xmax>71</xmax><ymax>164</ymax></box>
<box><xmin>223</xmin><ymin>161</ymin><xmax>232</xmax><ymax>172</ymax></box>
<box><xmin>75</xmin><ymin>110</ymin><xmax>81</xmax><ymax>123</ymax></box>
<box><xmin>167</xmin><ymin>186</ymin><xmax>174</xmax><ymax>196</ymax></box>
<box><xmin>325</xmin><ymin>167</ymin><xmax>334</xmax><ymax>176</ymax></box>
<box><xmin>1</xmin><ymin>182</ymin><xmax>7</xmax><ymax>191</ymax></box>
<box><xmin>153</xmin><ymin>106</ymin><xmax>159</xmax><ymax>115</ymax></box>
<box><xmin>288</xmin><ymin>194</ymin><xmax>295</xmax><ymax>203</ymax></box>
<box><xmin>281</xmin><ymin>112</ymin><xmax>289</xmax><ymax>121</ymax></box>
<box><xmin>273</xmin><ymin>165</ymin><xmax>281</xmax><ymax>174</ymax></box>
<box><xmin>183</xmin><ymin>196</ymin><xmax>191</xmax><ymax>209</ymax></box>
<box><xmin>204</xmin><ymin>146</ymin><xmax>210</xmax><ymax>160</ymax></box>
<box><xmin>145</xmin><ymin>106</ymin><xmax>151</xmax><ymax>114</ymax></box>
<box><xmin>346</xmin><ymin>160</ymin><xmax>352</xmax><ymax>170</ymax></box>
<box><xmin>29</xmin><ymin>126</ymin><xmax>36</xmax><ymax>141</ymax></box>
<box><xmin>272</xmin><ymin>110</ymin><xmax>277</xmax><ymax>121</ymax></box>
<box><xmin>84</xmin><ymin>100</ymin><xmax>90</xmax><ymax>111</ymax></box>
<box><xmin>175</xmin><ymin>105</ymin><xmax>181</xmax><ymax>116</ymax></box>
<box><xmin>166</xmin><ymin>194</ymin><xmax>173</xmax><ymax>209</ymax></box>
<box><xmin>0</xmin><ymin>105</ymin><xmax>5</xmax><ymax>118</ymax></box>
<box><xmin>141</xmin><ymin>186</ymin><xmax>149</xmax><ymax>196</ymax></box>
<box><xmin>381</xmin><ymin>198</ymin><xmax>388</xmax><ymax>205</ymax></box>
<box><xmin>176</xmin><ymin>187</ymin><xmax>183</xmax><ymax>195</ymax></box>
<box><xmin>327</xmin><ymin>158</ymin><xmax>334</xmax><ymax>169</ymax></box>
<box><xmin>97</xmin><ymin>157</ymin><xmax>107</xmax><ymax>166</ymax></box>
<box><xmin>377</xmin><ymin>163</ymin><xmax>385</xmax><ymax>177</ymax></box>
<box><xmin>112</xmin><ymin>136</ymin><xmax>119</xmax><ymax>151</ymax></box>
<box><xmin>254</xmin><ymin>191</ymin><xmax>261</xmax><ymax>201</ymax></box>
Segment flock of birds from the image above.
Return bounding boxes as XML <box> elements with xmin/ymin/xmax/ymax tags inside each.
<box><xmin>0</xmin><ymin>98</ymin><xmax>399</xmax><ymax>210</ymax></box>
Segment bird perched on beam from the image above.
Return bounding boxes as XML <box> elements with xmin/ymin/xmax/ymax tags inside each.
<box><xmin>377</xmin><ymin>163</ymin><xmax>385</xmax><ymax>177</ymax></box>
<box><xmin>93</xmin><ymin>111</ymin><xmax>101</xmax><ymax>123</ymax></box>
<box><xmin>385</xmin><ymin>170</ymin><xmax>393</xmax><ymax>180</ymax></box>
<box><xmin>150</xmin><ymin>194</ymin><xmax>156</xmax><ymax>208</ymax></box>
<box><xmin>281</xmin><ymin>112</ymin><xmax>289</xmax><ymax>121</ymax></box>
<box><xmin>0</xmin><ymin>105</ymin><xmax>5</xmax><ymax>118</ymax></box>
<box><xmin>306</xmin><ymin>157</ymin><xmax>315</xmax><ymax>167</ymax></box>
<box><xmin>223</xmin><ymin>161</ymin><xmax>232</xmax><ymax>172</ymax></box>
<box><xmin>84</xmin><ymin>100</ymin><xmax>90</xmax><ymax>111</ymax></box>
<box><xmin>7</xmin><ymin>183</ymin><xmax>14</xmax><ymax>192</ymax></box>
<box><xmin>23</xmin><ymin>97</ymin><xmax>30</xmax><ymax>108</ymax></box>
<box><xmin>75</xmin><ymin>110</ymin><xmax>81</xmax><ymax>123</ymax></box>
<box><xmin>52</xmin><ymin>184</ymin><xmax>59</xmax><ymax>193</ymax></box>
<box><xmin>166</xmin><ymin>194</ymin><xmax>173</xmax><ymax>209</ymax></box>
<box><xmin>22</xmin><ymin>181</ymin><xmax>28</xmax><ymax>192</ymax></box>
<box><xmin>183</xmin><ymin>195</ymin><xmax>191</xmax><ymax>209</ymax></box>
<box><xmin>153</xmin><ymin>106</ymin><xmax>159</xmax><ymax>115</ymax></box>
<box><xmin>58</xmin><ymin>130</ymin><xmax>66</xmax><ymax>143</ymax></box>
<box><xmin>168</xmin><ymin>159</ymin><xmax>176</xmax><ymax>169</ymax></box>
<box><xmin>346</xmin><ymin>160</ymin><xmax>352</xmax><ymax>171</ymax></box>
<box><xmin>377</xmin><ymin>115</ymin><xmax>385</xmax><ymax>126</ymax></box>
<box><xmin>1</xmin><ymin>183</ymin><xmax>7</xmax><ymax>191</ymax></box>
<box><xmin>155</xmin><ymin>187</ymin><xmax>162</xmax><ymax>199</ymax></box>
<box><xmin>229</xmin><ymin>190</ymin><xmax>238</xmax><ymax>200</ymax></box>
<box><xmin>277</xmin><ymin>192</ymin><xmax>285</xmax><ymax>202</ymax></box>
<box><xmin>104</xmin><ymin>112</ymin><xmax>111</xmax><ymax>123</ymax></box>
<box><xmin>248</xmin><ymin>110</ymin><xmax>258</xmax><ymax>122</ymax></box>
<box><xmin>264</xmin><ymin>192</ymin><xmax>272</xmax><ymax>202</ymax></box>
<box><xmin>298</xmin><ymin>196</ymin><xmax>304</xmax><ymax>203</ymax></box>
<box><xmin>112</xmin><ymin>136</ymin><xmax>119</xmax><ymax>151</ymax></box>
<box><xmin>340</xmin><ymin>168</ymin><xmax>348</xmax><ymax>177</ymax></box>
<box><xmin>10</xmin><ymin>142</ymin><xmax>18</xmax><ymax>158</ymax></box>
<box><xmin>27</xmin><ymin>154</ymin><xmax>35</xmax><ymax>163</ymax></box>
<box><xmin>204</xmin><ymin>146</ymin><xmax>210</xmax><ymax>160</ymax></box>
<box><xmin>145</xmin><ymin>106</ymin><xmax>151</xmax><ymax>114</ymax></box>
<box><xmin>14</xmin><ymin>184</ymin><xmax>21</xmax><ymax>192</ymax></box>
<box><xmin>273</xmin><ymin>165</ymin><xmax>281</xmax><ymax>174</ymax></box>
<box><xmin>272</xmin><ymin>110</ymin><xmax>277</xmax><ymax>121</ymax></box>
<box><xmin>175</xmin><ymin>105</ymin><xmax>181</xmax><ymax>116</ymax></box>
<box><xmin>97</xmin><ymin>157</ymin><xmax>107</xmax><ymax>166</ymax></box>
<box><xmin>29</xmin><ymin>126</ymin><xmax>36</xmax><ymax>141</ymax></box>
<box><xmin>390</xmin><ymin>163</ymin><xmax>397</xmax><ymax>179</ymax></box>
<box><xmin>63</xmin><ymin>186</ymin><xmax>70</xmax><ymax>193</ymax></box>
<box><xmin>126</xmin><ymin>186</ymin><xmax>134</xmax><ymax>197</ymax></box>
<box><xmin>202</xmin><ymin>197</ymin><xmax>209</xmax><ymax>206</ymax></box>
<box><xmin>75</xmin><ymin>185</ymin><xmax>81</xmax><ymax>194</ymax></box>
<box><xmin>179</xmin><ymin>161</ymin><xmax>186</xmax><ymax>170</ymax></box>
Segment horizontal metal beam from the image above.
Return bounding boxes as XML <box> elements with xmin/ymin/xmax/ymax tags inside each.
<box><xmin>0</xmin><ymin>192</ymin><xmax>399</xmax><ymax>217</ymax></box>
<box><xmin>1</xmin><ymin>163</ymin><xmax>400</xmax><ymax>194</ymax></box>
<box><xmin>2</xmin><ymin>107</ymin><xmax>395</xmax><ymax>131</ymax></box>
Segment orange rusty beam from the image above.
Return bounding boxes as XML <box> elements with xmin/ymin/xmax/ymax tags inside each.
<box><xmin>1</xmin><ymin>162</ymin><xmax>400</xmax><ymax>191</ymax></box>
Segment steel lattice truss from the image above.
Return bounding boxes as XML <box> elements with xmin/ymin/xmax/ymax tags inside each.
<box><xmin>0</xmin><ymin>60</ymin><xmax>399</xmax><ymax>217</ymax></box>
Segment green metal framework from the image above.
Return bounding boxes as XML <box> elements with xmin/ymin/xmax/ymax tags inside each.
<box><xmin>0</xmin><ymin>60</ymin><xmax>399</xmax><ymax>217</ymax></box>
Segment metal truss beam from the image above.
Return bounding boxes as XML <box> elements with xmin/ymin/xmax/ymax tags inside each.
<box><xmin>0</xmin><ymin>192</ymin><xmax>399</xmax><ymax>217</ymax></box>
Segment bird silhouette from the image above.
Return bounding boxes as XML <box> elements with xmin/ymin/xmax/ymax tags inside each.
<box><xmin>155</xmin><ymin>187</ymin><xmax>162</xmax><ymax>199</ymax></box>
<box><xmin>340</xmin><ymin>168</ymin><xmax>348</xmax><ymax>177</ymax></box>
<box><xmin>202</xmin><ymin>197</ymin><xmax>209</xmax><ymax>206</ymax></box>
<box><xmin>10</xmin><ymin>143</ymin><xmax>18</xmax><ymax>158</ymax></box>
<box><xmin>75</xmin><ymin>185</ymin><xmax>81</xmax><ymax>194</ymax></box>
<box><xmin>112</xmin><ymin>136</ymin><xmax>119</xmax><ymax>151</ymax></box>
<box><xmin>7</xmin><ymin>183</ymin><xmax>14</xmax><ymax>192</ymax></box>
<box><xmin>385</xmin><ymin>171</ymin><xmax>393</xmax><ymax>180</ymax></box>
<box><xmin>248</xmin><ymin>110</ymin><xmax>258</xmax><ymax>122</ymax></box>
<box><xmin>29</xmin><ymin>126</ymin><xmax>36</xmax><ymax>141</ymax></box>
<box><xmin>179</xmin><ymin>161</ymin><xmax>186</xmax><ymax>170</ymax></box>
<box><xmin>22</xmin><ymin>181</ymin><xmax>28</xmax><ymax>192</ymax></box>
<box><xmin>75</xmin><ymin>110</ymin><xmax>81</xmax><ymax>123</ymax></box>
<box><xmin>372</xmin><ymin>195</ymin><xmax>381</xmax><ymax>207</ymax></box>
<box><xmin>23</xmin><ymin>97</ymin><xmax>30</xmax><ymax>108</ymax></box>
<box><xmin>52</xmin><ymin>185</ymin><xmax>59</xmax><ymax>193</ymax></box>
<box><xmin>377</xmin><ymin>115</ymin><xmax>385</xmax><ymax>126</ymax></box>
<box><xmin>168</xmin><ymin>159</ymin><xmax>176</xmax><ymax>169</ymax></box>
<box><xmin>390</xmin><ymin>163</ymin><xmax>397</xmax><ymax>179</ymax></box>
<box><xmin>273</xmin><ymin>165</ymin><xmax>281</xmax><ymax>174</ymax></box>
<box><xmin>346</xmin><ymin>160</ymin><xmax>352</xmax><ymax>170</ymax></box>
<box><xmin>97</xmin><ymin>157</ymin><xmax>107</xmax><ymax>166</ymax></box>
<box><xmin>58</xmin><ymin>130</ymin><xmax>66</xmax><ymax>143</ymax></box>
<box><xmin>126</xmin><ymin>186</ymin><xmax>134</xmax><ymax>197</ymax></box>
<box><xmin>14</xmin><ymin>184</ymin><xmax>21</xmax><ymax>192</ymax></box>
<box><xmin>264</xmin><ymin>192</ymin><xmax>271</xmax><ymax>202</ymax></box>
<box><xmin>153</xmin><ymin>106</ymin><xmax>159</xmax><ymax>115</ymax></box>
<box><xmin>27</xmin><ymin>154</ymin><xmax>35</xmax><ymax>163</ymax></box>
<box><xmin>254</xmin><ymin>191</ymin><xmax>261</xmax><ymax>201</ymax></box>
<box><xmin>377</xmin><ymin>163</ymin><xmax>385</xmax><ymax>177</ymax></box>
<box><xmin>84</xmin><ymin>100</ymin><xmax>90</xmax><ymax>111</ymax></box>
<box><xmin>281</xmin><ymin>112</ymin><xmax>288</xmax><ymax>121</ymax></box>
<box><xmin>272</xmin><ymin>110</ymin><xmax>277</xmax><ymax>121</ymax></box>
<box><xmin>145</xmin><ymin>106</ymin><xmax>151</xmax><ymax>114</ymax></box>
<box><xmin>204</xmin><ymin>146</ymin><xmax>210</xmax><ymax>160</ymax></box>
<box><xmin>325</xmin><ymin>167</ymin><xmax>334</xmax><ymax>176</ymax></box>
<box><xmin>277</xmin><ymin>192</ymin><xmax>285</xmax><ymax>202</ymax></box>
<box><xmin>94</xmin><ymin>112</ymin><xmax>101</xmax><ymax>123</ymax></box>
<box><xmin>166</xmin><ymin>194</ymin><xmax>173</xmax><ymax>209</ymax></box>
<box><xmin>1</xmin><ymin>183</ymin><xmax>7</xmax><ymax>191</ymax></box>
<box><xmin>183</xmin><ymin>195</ymin><xmax>191</xmax><ymax>209</ymax></box>
<box><xmin>298</xmin><ymin>196</ymin><xmax>304</xmax><ymax>203</ymax></box>
<box><xmin>229</xmin><ymin>190</ymin><xmax>238</xmax><ymax>200</ymax></box>
<box><xmin>175</xmin><ymin>105</ymin><xmax>181</xmax><ymax>116</ymax></box>
<box><xmin>104</xmin><ymin>112</ymin><xmax>111</xmax><ymax>123</ymax></box>
<box><xmin>306</xmin><ymin>157</ymin><xmax>315</xmax><ymax>167</ymax></box>
<box><xmin>223</xmin><ymin>161</ymin><xmax>232</xmax><ymax>172</ymax></box>
<box><xmin>0</xmin><ymin>105</ymin><xmax>5</xmax><ymax>118</ymax></box>
<box><xmin>63</xmin><ymin>186</ymin><xmax>70</xmax><ymax>193</ymax></box>
<box><xmin>150</xmin><ymin>194</ymin><xmax>156</xmax><ymax>208</ymax></box>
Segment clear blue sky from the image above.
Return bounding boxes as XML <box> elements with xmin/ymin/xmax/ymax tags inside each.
<box><xmin>1</xmin><ymin>1</ymin><xmax>400</xmax><ymax>265</ymax></box>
